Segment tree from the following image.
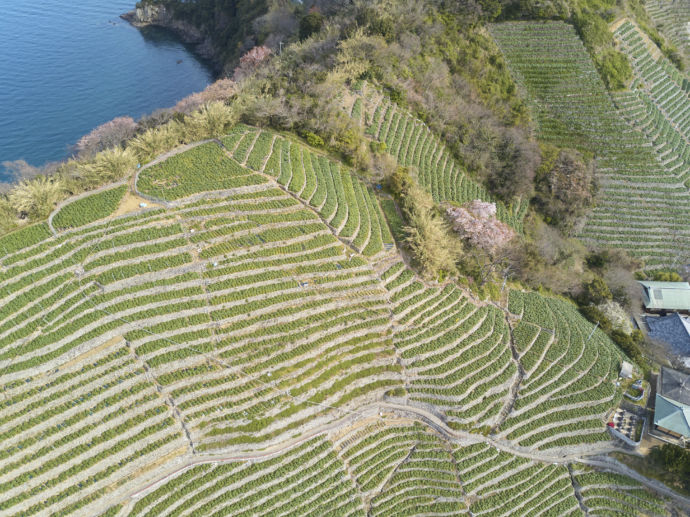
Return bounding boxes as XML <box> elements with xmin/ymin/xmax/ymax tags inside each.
<box><xmin>535</xmin><ymin>148</ymin><xmax>596</xmax><ymax>232</ymax></box>
<box><xmin>580</xmin><ymin>275</ymin><xmax>612</xmax><ymax>305</ymax></box>
<box><xmin>390</xmin><ymin>167</ymin><xmax>460</xmax><ymax>279</ymax></box>
<box><xmin>173</xmin><ymin>78</ymin><xmax>236</xmax><ymax>114</ymax></box>
<box><xmin>234</xmin><ymin>46</ymin><xmax>272</xmax><ymax>80</ymax></box>
<box><xmin>650</xmin><ymin>445</ymin><xmax>690</xmax><ymax>491</ymax></box>
<box><xmin>74</xmin><ymin>147</ymin><xmax>137</xmax><ymax>188</ymax></box>
<box><xmin>446</xmin><ymin>201</ymin><xmax>515</xmax><ymax>253</ymax></box>
<box><xmin>447</xmin><ymin>200</ymin><xmax>517</xmax><ymax>286</ymax></box>
<box><xmin>128</xmin><ymin>123</ymin><xmax>183</xmax><ymax>163</ymax></box>
<box><xmin>74</xmin><ymin>117</ymin><xmax>138</xmax><ymax>158</ymax></box>
<box><xmin>181</xmin><ymin>102</ymin><xmax>238</xmax><ymax>142</ymax></box>
<box><xmin>299</xmin><ymin>11</ymin><xmax>324</xmax><ymax>40</ymax></box>
<box><xmin>488</xmin><ymin>128</ymin><xmax>540</xmax><ymax>201</ymax></box>
<box><xmin>0</xmin><ymin>196</ymin><xmax>18</xmax><ymax>233</ymax></box>
<box><xmin>596</xmin><ymin>50</ymin><xmax>632</xmax><ymax>91</ymax></box>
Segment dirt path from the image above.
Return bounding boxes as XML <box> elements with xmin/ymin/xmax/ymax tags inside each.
<box><xmin>123</xmin><ymin>399</ymin><xmax>688</xmax><ymax>507</ymax></box>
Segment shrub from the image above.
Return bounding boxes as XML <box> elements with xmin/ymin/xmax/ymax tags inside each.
<box><xmin>610</xmin><ymin>330</ymin><xmax>644</xmax><ymax>367</ymax></box>
<box><xmin>650</xmin><ymin>445</ymin><xmax>690</xmax><ymax>490</ymax></box>
<box><xmin>8</xmin><ymin>176</ymin><xmax>64</xmax><ymax>220</ymax></box>
<box><xmin>129</xmin><ymin>123</ymin><xmax>184</xmax><ymax>163</ymax></box>
<box><xmin>579</xmin><ymin>305</ymin><xmax>613</xmax><ymax>334</ymax></box>
<box><xmin>75</xmin><ymin>147</ymin><xmax>137</xmax><ymax>187</ymax></box>
<box><xmin>597</xmin><ymin>50</ymin><xmax>632</xmax><ymax>91</ymax></box>
<box><xmin>369</xmin><ymin>17</ymin><xmax>396</xmax><ymax>42</ymax></box>
<box><xmin>304</xmin><ymin>131</ymin><xmax>324</xmax><ymax>148</ymax></box>
<box><xmin>652</xmin><ymin>271</ymin><xmax>683</xmax><ymax>282</ymax></box>
<box><xmin>299</xmin><ymin>12</ymin><xmax>324</xmax><ymax>40</ymax></box>
<box><xmin>574</xmin><ymin>10</ymin><xmax>613</xmax><ymax>50</ymax></box>
<box><xmin>535</xmin><ymin>149</ymin><xmax>596</xmax><ymax>232</ymax></box>
<box><xmin>385</xmin><ymin>84</ymin><xmax>406</xmax><ymax>105</ymax></box>
<box><xmin>181</xmin><ymin>102</ymin><xmax>238</xmax><ymax>142</ymax></box>
<box><xmin>74</xmin><ymin>117</ymin><xmax>138</xmax><ymax>158</ymax></box>
<box><xmin>586</xmin><ymin>250</ymin><xmax>611</xmax><ymax>270</ymax></box>
<box><xmin>581</xmin><ymin>276</ymin><xmax>612</xmax><ymax>305</ymax></box>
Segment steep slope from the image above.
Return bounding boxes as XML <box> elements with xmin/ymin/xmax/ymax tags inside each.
<box><xmin>612</xmin><ymin>20</ymin><xmax>690</xmax><ymax>191</ymax></box>
<box><xmin>0</xmin><ymin>129</ymin><xmax>679</xmax><ymax>516</ymax></box>
<box><xmin>645</xmin><ymin>0</ymin><xmax>690</xmax><ymax>66</ymax></box>
<box><xmin>347</xmin><ymin>85</ymin><xmax>529</xmax><ymax>233</ymax></box>
<box><xmin>490</xmin><ymin>21</ymin><xmax>690</xmax><ymax>268</ymax></box>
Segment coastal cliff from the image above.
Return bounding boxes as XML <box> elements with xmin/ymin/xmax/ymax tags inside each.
<box><xmin>121</xmin><ymin>4</ymin><xmax>218</xmax><ymax>71</ymax></box>
<box><xmin>121</xmin><ymin>1</ymin><xmax>270</xmax><ymax>75</ymax></box>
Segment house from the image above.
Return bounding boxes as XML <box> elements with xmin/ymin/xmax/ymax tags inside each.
<box><xmin>647</xmin><ymin>312</ymin><xmax>690</xmax><ymax>358</ymax></box>
<box><xmin>654</xmin><ymin>367</ymin><xmax>690</xmax><ymax>440</ymax></box>
<box><xmin>620</xmin><ymin>361</ymin><xmax>634</xmax><ymax>379</ymax></box>
<box><xmin>638</xmin><ymin>281</ymin><xmax>690</xmax><ymax>313</ymax></box>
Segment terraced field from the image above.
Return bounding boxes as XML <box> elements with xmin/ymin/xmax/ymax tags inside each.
<box><xmin>490</xmin><ymin>21</ymin><xmax>690</xmax><ymax>268</ymax></box>
<box><xmin>382</xmin><ymin>265</ymin><xmax>517</xmax><ymax>432</ymax></box>
<box><xmin>574</xmin><ymin>469</ymin><xmax>670</xmax><ymax>516</ymax></box>
<box><xmin>118</xmin><ymin>420</ymin><xmax>673</xmax><ymax>516</ymax></box>
<box><xmin>346</xmin><ymin>86</ymin><xmax>529</xmax><ymax>232</ymax></box>
<box><xmin>0</xmin><ymin>131</ymin><xmax>681</xmax><ymax>516</ymax></box>
<box><xmin>503</xmin><ymin>291</ymin><xmax>622</xmax><ymax>449</ymax></box>
<box><xmin>645</xmin><ymin>0</ymin><xmax>690</xmax><ymax>64</ymax></box>
<box><xmin>613</xmin><ymin>21</ymin><xmax>690</xmax><ymax>185</ymax></box>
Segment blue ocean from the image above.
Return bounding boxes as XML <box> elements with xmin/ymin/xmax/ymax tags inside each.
<box><xmin>0</xmin><ymin>1</ymin><xmax>213</xmax><ymax>180</ymax></box>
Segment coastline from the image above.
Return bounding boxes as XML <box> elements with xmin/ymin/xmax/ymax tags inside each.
<box><xmin>1</xmin><ymin>1</ymin><xmax>217</xmax><ymax>182</ymax></box>
<box><xmin>121</xmin><ymin>5</ymin><xmax>223</xmax><ymax>74</ymax></box>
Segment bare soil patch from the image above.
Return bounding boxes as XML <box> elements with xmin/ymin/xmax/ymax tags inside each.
<box><xmin>114</xmin><ymin>192</ymin><xmax>162</xmax><ymax>217</ymax></box>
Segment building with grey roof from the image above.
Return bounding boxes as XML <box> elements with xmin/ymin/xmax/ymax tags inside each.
<box><xmin>647</xmin><ymin>312</ymin><xmax>690</xmax><ymax>357</ymax></box>
<box><xmin>654</xmin><ymin>367</ymin><xmax>690</xmax><ymax>440</ymax></box>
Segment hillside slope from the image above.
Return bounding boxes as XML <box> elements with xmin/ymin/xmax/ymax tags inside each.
<box><xmin>490</xmin><ymin>21</ymin><xmax>690</xmax><ymax>269</ymax></box>
<box><xmin>0</xmin><ymin>129</ymin><xmax>682</xmax><ymax>516</ymax></box>
<box><xmin>347</xmin><ymin>85</ymin><xmax>529</xmax><ymax>233</ymax></box>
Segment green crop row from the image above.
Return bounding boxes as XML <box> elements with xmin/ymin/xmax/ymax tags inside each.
<box><xmin>138</xmin><ymin>142</ymin><xmax>266</xmax><ymax>201</ymax></box>
<box><xmin>53</xmin><ymin>186</ymin><xmax>127</xmax><ymax>231</ymax></box>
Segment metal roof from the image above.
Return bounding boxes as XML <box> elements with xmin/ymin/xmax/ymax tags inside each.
<box><xmin>639</xmin><ymin>281</ymin><xmax>690</xmax><ymax>311</ymax></box>
<box><xmin>620</xmin><ymin>361</ymin><xmax>633</xmax><ymax>378</ymax></box>
<box><xmin>654</xmin><ymin>394</ymin><xmax>690</xmax><ymax>438</ymax></box>
<box><xmin>660</xmin><ymin>367</ymin><xmax>690</xmax><ymax>406</ymax></box>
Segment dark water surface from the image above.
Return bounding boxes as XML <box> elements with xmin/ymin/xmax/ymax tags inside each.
<box><xmin>0</xmin><ymin>1</ymin><xmax>213</xmax><ymax>180</ymax></box>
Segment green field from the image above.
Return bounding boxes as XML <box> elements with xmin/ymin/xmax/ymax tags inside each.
<box><xmin>490</xmin><ymin>21</ymin><xmax>690</xmax><ymax>268</ymax></box>
<box><xmin>0</xmin><ymin>133</ymin><xmax>674</xmax><ymax>516</ymax></box>
<box><xmin>612</xmin><ymin>20</ymin><xmax>690</xmax><ymax>189</ymax></box>
<box><xmin>350</xmin><ymin>85</ymin><xmax>529</xmax><ymax>233</ymax></box>
<box><xmin>52</xmin><ymin>185</ymin><xmax>127</xmax><ymax>231</ymax></box>
<box><xmin>645</xmin><ymin>1</ymin><xmax>690</xmax><ymax>66</ymax></box>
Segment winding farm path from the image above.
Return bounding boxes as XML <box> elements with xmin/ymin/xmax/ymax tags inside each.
<box><xmin>123</xmin><ymin>400</ymin><xmax>690</xmax><ymax>514</ymax></box>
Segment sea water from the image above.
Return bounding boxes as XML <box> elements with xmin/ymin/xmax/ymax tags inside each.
<box><xmin>0</xmin><ymin>1</ymin><xmax>213</xmax><ymax>180</ymax></box>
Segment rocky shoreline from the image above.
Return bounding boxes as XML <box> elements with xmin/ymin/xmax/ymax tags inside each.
<box><xmin>121</xmin><ymin>4</ymin><xmax>222</xmax><ymax>74</ymax></box>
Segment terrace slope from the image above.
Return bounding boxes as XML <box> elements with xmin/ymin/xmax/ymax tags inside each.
<box><xmin>0</xmin><ymin>129</ymin><xmax>682</xmax><ymax>516</ymax></box>
<box><xmin>645</xmin><ymin>0</ymin><xmax>690</xmax><ymax>66</ymax></box>
<box><xmin>345</xmin><ymin>85</ymin><xmax>529</xmax><ymax>233</ymax></box>
<box><xmin>490</xmin><ymin>21</ymin><xmax>690</xmax><ymax>269</ymax></box>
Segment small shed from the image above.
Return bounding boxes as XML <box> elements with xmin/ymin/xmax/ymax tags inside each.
<box><xmin>620</xmin><ymin>361</ymin><xmax>634</xmax><ymax>379</ymax></box>
<box><xmin>638</xmin><ymin>281</ymin><xmax>690</xmax><ymax>313</ymax></box>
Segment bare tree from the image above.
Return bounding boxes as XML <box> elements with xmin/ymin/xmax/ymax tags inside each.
<box><xmin>74</xmin><ymin>117</ymin><xmax>138</xmax><ymax>158</ymax></box>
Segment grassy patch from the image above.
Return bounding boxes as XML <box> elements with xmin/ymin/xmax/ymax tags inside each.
<box><xmin>53</xmin><ymin>186</ymin><xmax>127</xmax><ymax>231</ymax></box>
<box><xmin>138</xmin><ymin>143</ymin><xmax>266</xmax><ymax>201</ymax></box>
